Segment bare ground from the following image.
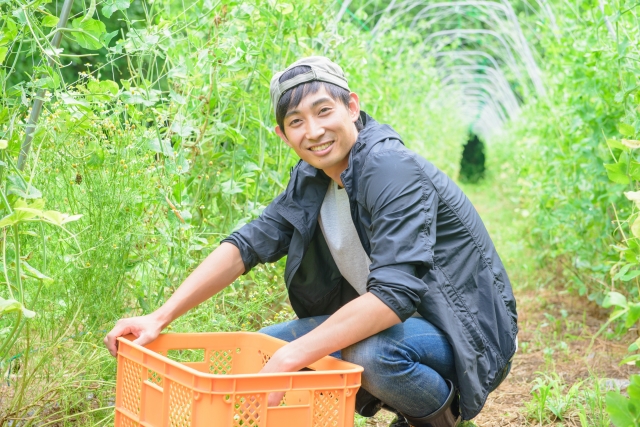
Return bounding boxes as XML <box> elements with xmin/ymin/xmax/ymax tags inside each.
<box><xmin>364</xmin><ymin>287</ymin><xmax>639</xmax><ymax>427</ymax></box>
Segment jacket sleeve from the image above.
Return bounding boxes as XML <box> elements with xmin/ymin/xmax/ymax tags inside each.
<box><xmin>359</xmin><ymin>148</ymin><xmax>438</xmax><ymax>321</ymax></box>
<box><xmin>221</xmin><ymin>192</ymin><xmax>294</xmax><ymax>274</ymax></box>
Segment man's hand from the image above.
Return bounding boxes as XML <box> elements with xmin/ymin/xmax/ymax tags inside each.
<box><xmin>103</xmin><ymin>243</ymin><xmax>245</xmax><ymax>357</ymax></box>
<box><xmin>259</xmin><ymin>292</ymin><xmax>402</xmax><ymax>407</ymax></box>
<box><xmin>259</xmin><ymin>345</ymin><xmax>301</xmax><ymax>406</ymax></box>
<box><xmin>104</xmin><ymin>314</ymin><xmax>165</xmax><ymax>357</ymax></box>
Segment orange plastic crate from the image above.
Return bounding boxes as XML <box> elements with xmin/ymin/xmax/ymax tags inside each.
<box><xmin>114</xmin><ymin>332</ymin><xmax>363</xmax><ymax>427</ymax></box>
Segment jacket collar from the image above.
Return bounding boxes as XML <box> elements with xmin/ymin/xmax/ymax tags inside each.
<box><xmin>274</xmin><ymin>111</ymin><xmax>403</xmax><ymax>243</ymax></box>
<box><xmin>341</xmin><ymin>112</ymin><xmax>403</xmax><ymax>200</ymax></box>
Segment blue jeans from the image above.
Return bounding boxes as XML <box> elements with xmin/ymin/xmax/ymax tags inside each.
<box><xmin>259</xmin><ymin>315</ymin><xmax>456</xmax><ymax>418</ymax></box>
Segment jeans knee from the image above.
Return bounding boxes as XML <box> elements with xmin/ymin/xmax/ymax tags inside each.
<box><xmin>342</xmin><ymin>336</ymin><xmax>408</xmax><ymax>381</ymax></box>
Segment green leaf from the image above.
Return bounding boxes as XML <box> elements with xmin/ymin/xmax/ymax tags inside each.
<box><xmin>275</xmin><ymin>3</ymin><xmax>294</xmax><ymax>14</ymax></box>
<box><xmin>41</xmin><ymin>210</ymin><xmax>62</xmax><ymax>225</ymax></box>
<box><xmin>0</xmin><ymin>47</ymin><xmax>7</xmax><ymax>65</ymax></box>
<box><xmin>42</xmin><ymin>15</ymin><xmax>59</xmax><ymax>27</ymax></box>
<box><xmin>41</xmin><ymin>210</ymin><xmax>82</xmax><ymax>225</ymax></box>
<box><xmin>60</xmin><ymin>213</ymin><xmax>83</xmax><ymax>224</ymax></box>
<box><xmin>620</xmin><ymin>122</ymin><xmax>636</xmax><ymax>137</ymax></box>
<box><xmin>607</xmin><ymin>391</ymin><xmax>638</xmax><ymax>427</ymax></box>
<box><xmin>629</xmin><ymin>375</ymin><xmax>640</xmax><ymax>402</ymax></box>
<box><xmin>6</xmin><ymin>175</ymin><xmax>42</xmax><ymax>199</ymax></box>
<box><xmin>101</xmin><ymin>0</ymin><xmax>130</xmax><ymax>18</ymax></box>
<box><xmin>101</xmin><ymin>30</ymin><xmax>118</xmax><ymax>47</ymax></box>
<box><xmin>71</xmin><ymin>18</ymin><xmax>106</xmax><ymax>50</ymax></box>
<box><xmin>608</xmin><ymin>139</ymin><xmax>628</xmax><ymax>151</ymax></box>
<box><xmin>603</xmin><ymin>291</ymin><xmax>628</xmax><ymax>308</ymax></box>
<box><xmin>87</xmin><ymin>79</ymin><xmax>119</xmax><ymax>102</ymax></box>
<box><xmin>0</xmin><ymin>297</ymin><xmax>36</xmax><ymax>318</ymax></box>
<box><xmin>147</xmin><ymin>138</ymin><xmax>173</xmax><ymax>157</ymax></box>
<box><xmin>626</xmin><ymin>303</ymin><xmax>640</xmax><ymax>327</ymax></box>
<box><xmin>630</xmin><ymin>162</ymin><xmax>640</xmax><ymax>181</ymax></box>
<box><xmin>605</xmin><ymin>162</ymin><xmax>630</xmax><ymax>184</ymax></box>
<box><xmin>620</xmin><ymin>353</ymin><xmax>640</xmax><ymax>365</ymax></box>
<box><xmin>620</xmin><ymin>267</ymin><xmax>640</xmax><ymax>281</ymax></box>
<box><xmin>21</xmin><ymin>260</ymin><xmax>53</xmax><ymax>283</ymax></box>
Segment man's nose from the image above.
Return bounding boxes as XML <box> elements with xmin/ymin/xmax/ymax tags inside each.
<box><xmin>305</xmin><ymin>118</ymin><xmax>325</xmax><ymax>140</ymax></box>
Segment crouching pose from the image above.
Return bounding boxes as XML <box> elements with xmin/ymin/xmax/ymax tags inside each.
<box><xmin>105</xmin><ymin>56</ymin><xmax>518</xmax><ymax>427</ymax></box>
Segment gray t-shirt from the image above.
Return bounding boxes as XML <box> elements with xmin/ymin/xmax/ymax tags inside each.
<box><xmin>318</xmin><ymin>181</ymin><xmax>372</xmax><ymax>295</ymax></box>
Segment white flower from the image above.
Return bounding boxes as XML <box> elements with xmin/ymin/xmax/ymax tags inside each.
<box><xmin>625</xmin><ymin>191</ymin><xmax>640</xmax><ymax>208</ymax></box>
<box><xmin>622</xmin><ymin>139</ymin><xmax>640</xmax><ymax>149</ymax></box>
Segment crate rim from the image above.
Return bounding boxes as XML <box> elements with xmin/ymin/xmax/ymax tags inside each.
<box><xmin>116</xmin><ymin>332</ymin><xmax>364</xmax><ymax>380</ymax></box>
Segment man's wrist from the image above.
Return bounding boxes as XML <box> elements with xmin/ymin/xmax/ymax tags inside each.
<box><xmin>150</xmin><ymin>309</ymin><xmax>173</xmax><ymax>329</ymax></box>
<box><xmin>279</xmin><ymin>340</ymin><xmax>318</xmax><ymax>371</ymax></box>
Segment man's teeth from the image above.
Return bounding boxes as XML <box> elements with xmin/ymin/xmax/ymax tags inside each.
<box><xmin>310</xmin><ymin>142</ymin><xmax>332</xmax><ymax>152</ymax></box>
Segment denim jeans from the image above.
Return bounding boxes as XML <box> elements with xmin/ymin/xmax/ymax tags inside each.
<box><xmin>259</xmin><ymin>315</ymin><xmax>456</xmax><ymax>418</ymax></box>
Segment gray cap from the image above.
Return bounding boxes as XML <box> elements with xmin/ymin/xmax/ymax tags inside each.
<box><xmin>270</xmin><ymin>56</ymin><xmax>350</xmax><ymax>113</ymax></box>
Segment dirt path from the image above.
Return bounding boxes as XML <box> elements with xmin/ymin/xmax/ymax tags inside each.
<box><xmin>364</xmin><ymin>179</ymin><xmax>640</xmax><ymax>426</ymax></box>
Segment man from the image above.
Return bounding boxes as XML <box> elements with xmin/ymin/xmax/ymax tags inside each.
<box><xmin>105</xmin><ymin>56</ymin><xmax>518</xmax><ymax>427</ymax></box>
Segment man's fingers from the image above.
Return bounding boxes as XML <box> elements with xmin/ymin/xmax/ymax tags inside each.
<box><xmin>104</xmin><ymin>323</ymin><xmax>133</xmax><ymax>357</ymax></box>
<box><xmin>132</xmin><ymin>332</ymin><xmax>149</xmax><ymax>346</ymax></box>
<box><xmin>268</xmin><ymin>391</ymin><xmax>286</xmax><ymax>407</ymax></box>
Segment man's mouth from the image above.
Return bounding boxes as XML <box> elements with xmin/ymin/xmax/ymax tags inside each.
<box><xmin>309</xmin><ymin>141</ymin><xmax>334</xmax><ymax>152</ymax></box>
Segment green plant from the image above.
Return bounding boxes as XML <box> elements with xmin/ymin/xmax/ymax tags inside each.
<box><xmin>607</xmin><ymin>375</ymin><xmax>640</xmax><ymax>427</ymax></box>
<box><xmin>526</xmin><ymin>372</ymin><xmax>585</xmax><ymax>423</ymax></box>
<box><xmin>1</xmin><ymin>0</ymin><xmax>469</xmax><ymax>422</ymax></box>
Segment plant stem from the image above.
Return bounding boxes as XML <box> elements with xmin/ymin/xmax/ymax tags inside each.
<box><xmin>18</xmin><ymin>0</ymin><xmax>74</xmax><ymax>171</ymax></box>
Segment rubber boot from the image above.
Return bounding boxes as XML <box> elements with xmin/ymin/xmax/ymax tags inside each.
<box><xmin>355</xmin><ymin>387</ymin><xmax>383</xmax><ymax>417</ymax></box>
<box><xmin>388</xmin><ymin>412</ymin><xmax>411</xmax><ymax>427</ymax></box>
<box><xmin>400</xmin><ymin>380</ymin><xmax>461</xmax><ymax>427</ymax></box>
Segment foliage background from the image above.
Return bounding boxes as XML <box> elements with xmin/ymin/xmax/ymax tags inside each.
<box><xmin>0</xmin><ymin>0</ymin><xmax>466</xmax><ymax>424</ymax></box>
<box><xmin>5</xmin><ymin>0</ymin><xmax>640</xmax><ymax>423</ymax></box>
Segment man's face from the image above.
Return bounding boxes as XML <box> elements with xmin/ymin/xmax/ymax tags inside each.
<box><xmin>275</xmin><ymin>86</ymin><xmax>360</xmax><ymax>177</ymax></box>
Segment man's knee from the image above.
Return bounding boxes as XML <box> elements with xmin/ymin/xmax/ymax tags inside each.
<box><xmin>342</xmin><ymin>332</ymin><xmax>406</xmax><ymax>373</ymax></box>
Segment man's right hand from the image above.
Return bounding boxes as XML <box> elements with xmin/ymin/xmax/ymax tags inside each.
<box><xmin>102</xmin><ymin>243</ymin><xmax>245</xmax><ymax>358</ymax></box>
<box><xmin>104</xmin><ymin>314</ymin><xmax>164</xmax><ymax>357</ymax></box>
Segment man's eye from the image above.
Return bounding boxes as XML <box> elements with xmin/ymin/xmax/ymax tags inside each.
<box><xmin>289</xmin><ymin>119</ymin><xmax>301</xmax><ymax>126</ymax></box>
<box><xmin>319</xmin><ymin>107</ymin><xmax>331</xmax><ymax>114</ymax></box>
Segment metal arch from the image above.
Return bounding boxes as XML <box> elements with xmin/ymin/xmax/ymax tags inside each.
<box><xmin>407</xmin><ymin>2</ymin><xmax>513</xmax><ymax>34</ymax></box>
<box><xmin>434</xmin><ymin>50</ymin><xmax>504</xmax><ymax>76</ymax></box>
<box><xmin>460</xmin><ymin>86</ymin><xmax>508</xmax><ymax>123</ymax></box>
<box><xmin>441</xmin><ymin>65</ymin><xmax>518</xmax><ymax>107</ymax></box>
<box><xmin>367</xmin><ymin>1</ymin><xmax>547</xmax><ymax>98</ymax></box>
<box><xmin>455</xmin><ymin>87</ymin><xmax>507</xmax><ymax>124</ymax></box>
<box><xmin>441</xmin><ymin>76</ymin><xmax>511</xmax><ymax>120</ymax></box>
<box><xmin>457</xmin><ymin>95</ymin><xmax>504</xmax><ymax>136</ymax></box>
<box><xmin>369</xmin><ymin>0</ymin><xmax>557</xmax><ymax>37</ymax></box>
<box><xmin>401</xmin><ymin>1</ymin><xmax>545</xmax><ymax>96</ymax></box>
<box><xmin>434</xmin><ymin>51</ymin><xmax>523</xmax><ymax>104</ymax></box>
<box><xmin>347</xmin><ymin>0</ymin><xmax>552</xmax><ymax>136</ymax></box>
<box><xmin>420</xmin><ymin>29</ymin><xmax>528</xmax><ymax>96</ymax></box>
<box><xmin>444</xmin><ymin>85</ymin><xmax>505</xmax><ymax>127</ymax></box>
<box><xmin>439</xmin><ymin>67</ymin><xmax>520</xmax><ymax>114</ymax></box>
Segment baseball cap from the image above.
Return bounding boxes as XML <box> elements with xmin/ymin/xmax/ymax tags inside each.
<box><xmin>269</xmin><ymin>56</ymin><xmax>350</xmax><ymax>113</ymax></box>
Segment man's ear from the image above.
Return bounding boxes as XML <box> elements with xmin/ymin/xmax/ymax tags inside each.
<box><xmin>275</xmin><ymin>126</ymin><xmax>293</xmax><ymax>148</ymax></box>
<box><xmin>348</xmin><ymin>92</ymin><xmax>361</xmax><ymax>123</ymax></box>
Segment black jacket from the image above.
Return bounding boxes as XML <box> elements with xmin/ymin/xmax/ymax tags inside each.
<box><xmin>222</xmin><ymin>112</ymin><xmax>518</xmax><ymax>419</ymax></box>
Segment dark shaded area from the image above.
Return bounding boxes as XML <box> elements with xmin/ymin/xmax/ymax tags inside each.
<box><xmin>459</xmin><ymin>134</ymin><xmax>486</xmax><ymax>183</ymax></box>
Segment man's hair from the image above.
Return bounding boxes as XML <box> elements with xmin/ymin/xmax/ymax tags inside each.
<box><xmin>275</xmin><ymin>65</ymin><xmax>364</xmax><ymax>133</ymax></box>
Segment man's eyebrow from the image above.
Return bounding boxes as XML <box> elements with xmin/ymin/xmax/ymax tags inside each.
<box><xmin>284</xmin><ymin>97</ymin><xmax>333</xmax><ymax>119</ymax></box>
<box><xmin>311</xmin><ymin>97</ymin><xmax>333</xmax><ymax>108</ymax></box>
<box><xmin>284</xmin><ymin>109</ymin><xmax>300</xmax><ymax>119</ymax></box>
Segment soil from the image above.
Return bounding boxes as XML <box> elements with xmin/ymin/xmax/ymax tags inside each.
<box><xmin>365</xmin><ymin>287</ymin><xmax>640</xmax><ymax>426</ymax></box>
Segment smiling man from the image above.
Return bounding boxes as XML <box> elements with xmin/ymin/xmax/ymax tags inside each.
<box><xmin>105</xmin><ymin>57</ymin><xmax>518</xmax><ymax>427</ymax></box>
